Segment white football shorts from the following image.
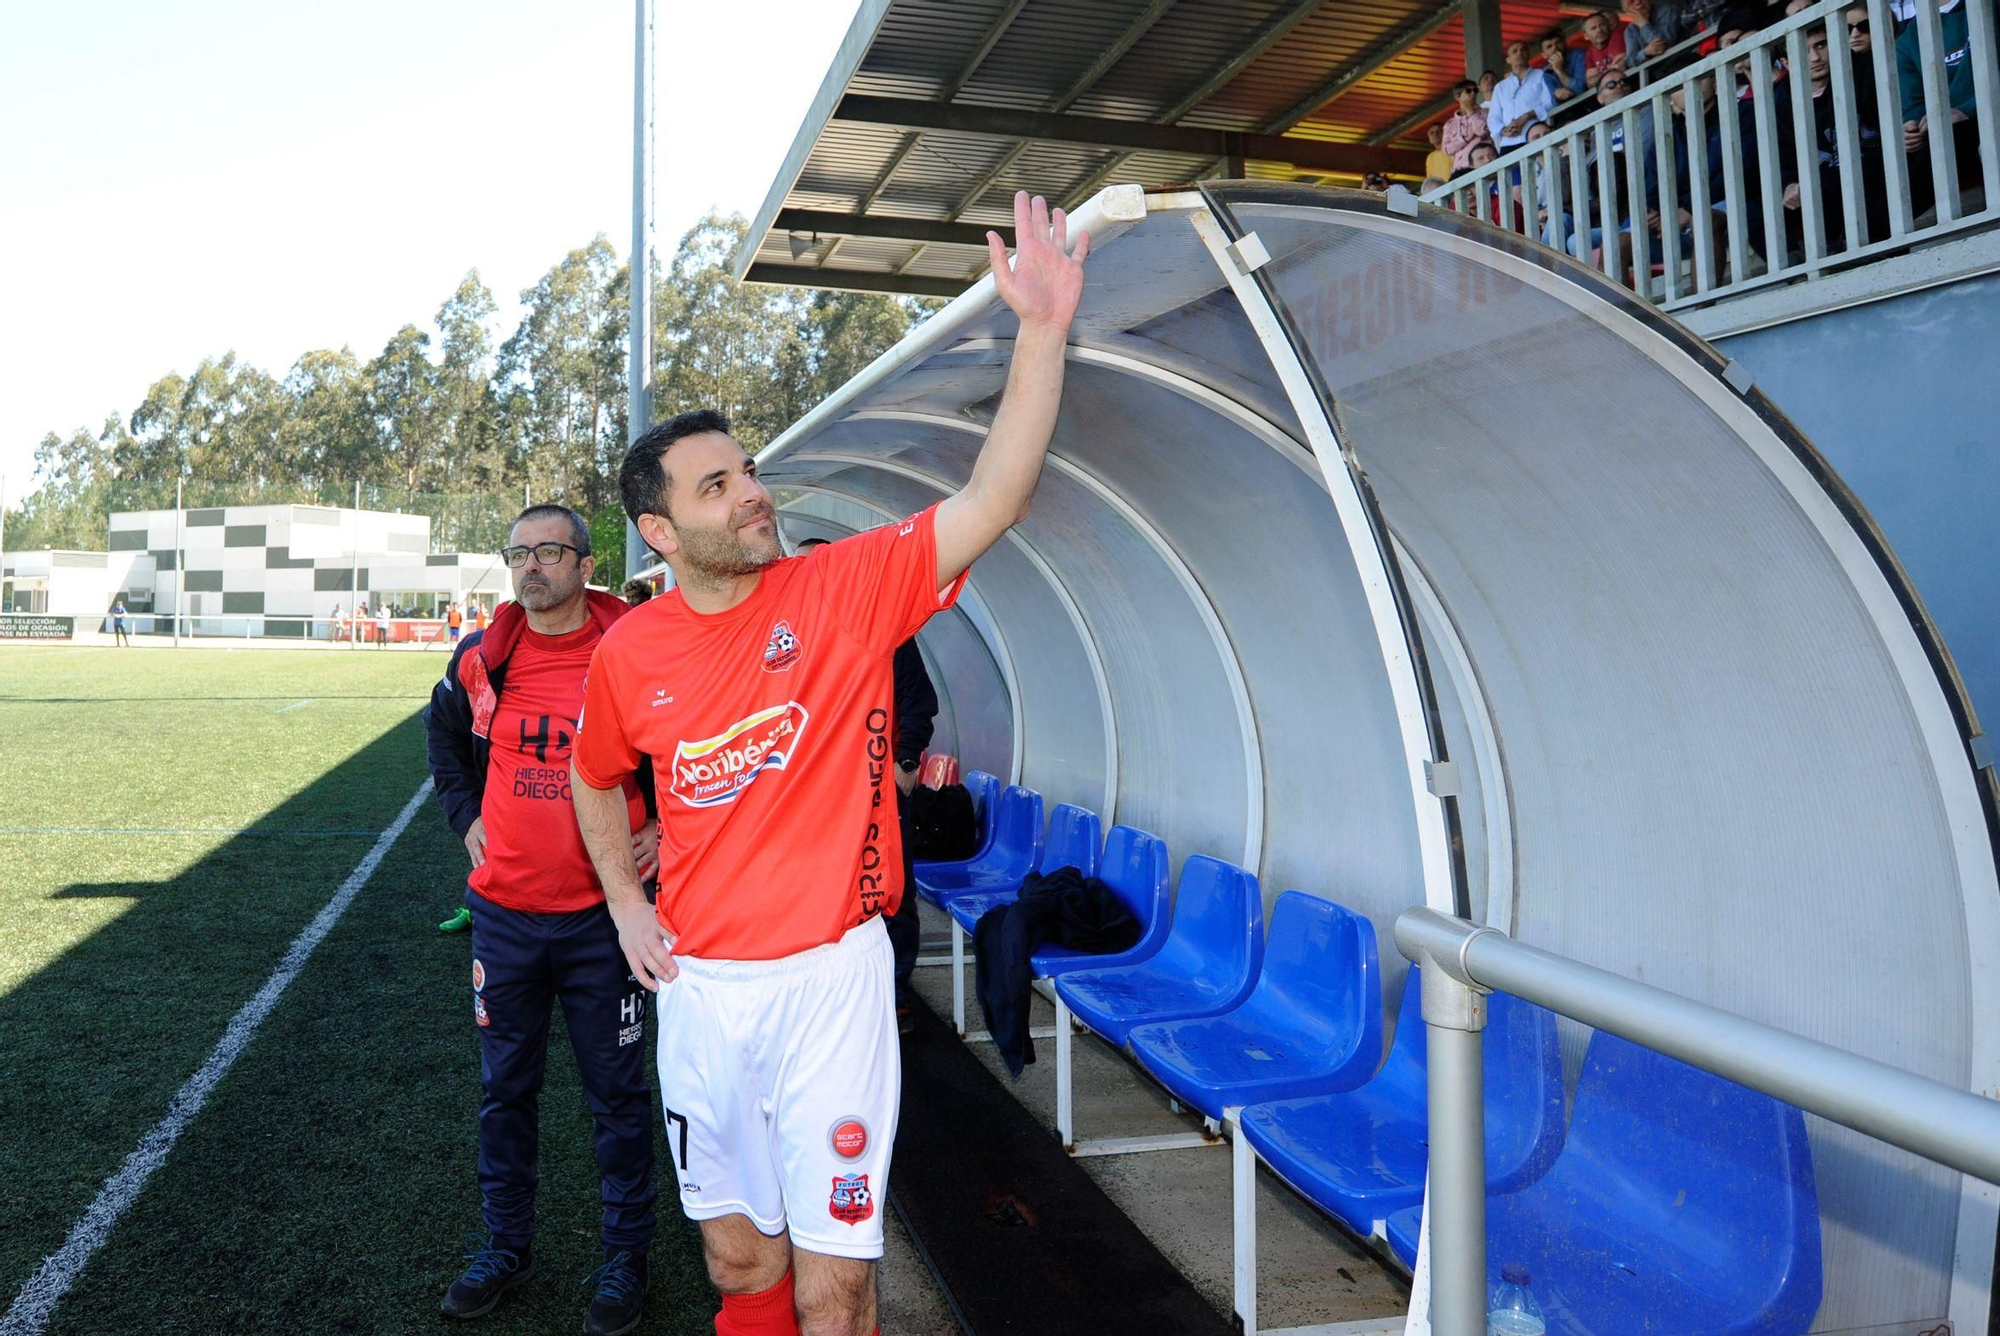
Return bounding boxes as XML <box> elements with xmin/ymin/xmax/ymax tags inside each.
<box><xmin>653</xmin><ymin>915</ymin><xmax>899</xmax><ymax>1260</ymax></box>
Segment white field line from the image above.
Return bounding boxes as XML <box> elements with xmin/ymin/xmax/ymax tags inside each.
<box><xmin>0</xmin><ymin>778</ymin><xmax>434</xmax><ymax>1336</ymax></box>
<box><xmin>274</xmin><ymin>697</ymin><xmax>316</xmax><ymax>713</ymax></box>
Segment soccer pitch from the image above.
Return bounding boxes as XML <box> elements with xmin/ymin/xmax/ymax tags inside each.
<box><xmin>0</xmin><ymin>647</ymin><xmax>708</xmax><ymax>1335</ymax></box>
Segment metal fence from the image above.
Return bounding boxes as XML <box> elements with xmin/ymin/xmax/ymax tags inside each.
<box><xmin>104</xmin><ymin>612</ymin><xmax>468</xmax><ymax>647</ymax></box>
<box><xmin>1423</xmin><ymin>0</ymin><xmax>1999</xmax><ymax>311</ymax></box>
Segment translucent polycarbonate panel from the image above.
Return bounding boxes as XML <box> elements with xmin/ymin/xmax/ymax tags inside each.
<box><xmin>1041</xmin><ymin>357</ymin><xmax>1424</xmax><ymax>993</ymax></box>
<box><xmin>823</xmin><ymin>433</ymin><xmax>1256</xmax><ymax>876</ymax></box>
<box><xmin>775</xmin><ymin>499</ymin><xmax>1013</xmax><ymax>781</ymax></box>
<box><xmin>1231</xmin><ymin>192</ymin><xmax>1979</xmax><ymax>1329</ymax></box>
<box><xmin>759</xmin><ymin>456</ymin><xmax>1111</xmax><ymax>822</ymax></box>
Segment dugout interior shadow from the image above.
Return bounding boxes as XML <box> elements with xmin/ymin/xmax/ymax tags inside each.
<box><xmin>0</xmin><ymin>713</ymin><xmax>435</xmax><ymax>1303</ymax></box>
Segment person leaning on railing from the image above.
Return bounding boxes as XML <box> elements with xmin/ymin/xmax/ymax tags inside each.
<box><xmin>1622</xmin><ymin>0</ymin><xmax>1690</xmax><ymax>67</ymax></box>
<box><xmin>1540</xmin><ymin>30</ymin><xmax>1589</xmax><ymax>101</ymax></box>
<box><xmin>1898</xmin><ymin>0</ymin><xmax>1990</xmax><ymax>218</ymax></box>
<box><xmin>1579</xmin><ymin>9</ymin><xmax>1631</xmax><ymax>92</ymax></box>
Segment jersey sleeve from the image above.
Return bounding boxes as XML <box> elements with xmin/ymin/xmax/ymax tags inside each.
<box><xmin>811</xmin><ymin>504</ymin><xmax>969</xmax><ymax>656</ymax></box>
<box><xmin>573</xmin><ymin>639</ymin><xmax>641</xmax><ymax>789</ymax></box>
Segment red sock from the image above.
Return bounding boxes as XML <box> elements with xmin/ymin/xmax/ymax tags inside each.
<box><xmin>715</xmin><ymin>1269</ymin><xmax>799</xmax><ymax>1336</ymax></box>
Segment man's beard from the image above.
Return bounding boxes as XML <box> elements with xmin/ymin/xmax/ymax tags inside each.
<box><xmin>676</xmin><ymin>509</ymin><xmax>784</xmax><ymax>581</ymax></box>
<box><xmin>515</xmin><ymin>571</ymin><xmax>578</xmax><ymax>611</ymax></box>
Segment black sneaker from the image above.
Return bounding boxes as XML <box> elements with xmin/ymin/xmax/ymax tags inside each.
<box><xmin>441</xmin><ymin>1235</ymin><xmax>534</xmax><ymax>1320</ymax></box>
<box><xmin>582</xmin><ymin>1249</ymin><xmax>648</xmax><ymax>1336</ymax></box>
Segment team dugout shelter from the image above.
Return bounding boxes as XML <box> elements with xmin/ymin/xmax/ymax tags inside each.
<box><xmin>734</xmin><ymin>4</ymin><xmax>2000</xmax><ymax>1335</ymax></box>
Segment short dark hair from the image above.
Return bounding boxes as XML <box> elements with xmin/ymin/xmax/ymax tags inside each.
<box><xmin>621</xmin><ymin>577</ymin><xmax>653</xmax><ymax>603</ymax></box>
<box><xmin>1454</xmin><ymin>78</ymin><xmax>1478</xmax><ymax>95</ymax></box>
<box><xmin>1541</xmin><ymin>28</ymin><xmax>1569</xmax><ymax>47</ymax></box>
<box><xmin>620</xmin><ymin>408</ymin><xmax>733</xmax><ymax>527</ymax></box>
<box><xmin>510</xmin><ymin>503</ymin><xmax>590</xmax><ymax>556</ymax></box>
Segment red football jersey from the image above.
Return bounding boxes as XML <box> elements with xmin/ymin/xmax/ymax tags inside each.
<box><xmin>574</xmin><ymin>505</ymin><xmax>965</xmax><ymax>960</ymax></box>
<box><xmin>473</xmin><ymin>622</ymin><xmax>646</xmax><ymax>913</ymax></box>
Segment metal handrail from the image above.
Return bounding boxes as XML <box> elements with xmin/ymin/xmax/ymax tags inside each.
<box><xmin>1395</xmin><ymin>905</ymin><xmax>2000</xmax><ymax>1335</ymax></box>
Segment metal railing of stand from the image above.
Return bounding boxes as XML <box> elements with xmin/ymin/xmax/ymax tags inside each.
<box><xmin>1425</xmin><ymin>0</ymin><xmax>2000</xmax><ymax>313</ymax></box>
<box><xmin>1395</xmin><ymin>905</ymin><xmax>2000</xmax><ymax>1336</ymax></box>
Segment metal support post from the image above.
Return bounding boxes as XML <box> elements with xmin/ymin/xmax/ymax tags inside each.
<box><xmin>172</xmin><ymin>478</ymin><xmax>183</xmax><ymax>648</ymax></box>
<box><xmin>1231</xmin><ymin>1108</ymin><xmax>1258</xmax><ymax>1336</ymax></box>
<box><xmin>950</xmin><ymin>920</ymin><xmax>968</xmax><ymax>1036</ymax></box>
<box><xmin>1055</xmin><ymin>992</ymin><xmax>1076</xmax><ymax>1151</ymax></box>
<box><xmin>1397</xmin><ymin>912</ymin><xmax>1497</xmax><ymax>1336</ymax></box>
<box><xmin>625</xmin><ymin>0</ymin><xmax>655</xmax><ymax>582</ymax></box>
<box><xmin>350</xmin><ymin>481</ymin><xmax>361</xmax><ymax>647</ymax></box>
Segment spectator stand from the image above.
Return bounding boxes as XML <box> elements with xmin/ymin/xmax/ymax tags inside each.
<box><xmin>1427</xmin><ymin>0</ymin><xmax>2000</xmax><ymax>309</ymax></box>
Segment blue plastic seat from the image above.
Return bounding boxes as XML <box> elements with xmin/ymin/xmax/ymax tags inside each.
<box><xmin>1126</xmin><ymin>893</ymin><xmax>1383</xmax><ymax>1120</ymax></box>
<box><xmin>1383</xmin><ymin>1031</ymin><xmax>1821</xmax><ymax>1336</ymax></box>
<box><xmin>1239</xmin><ymin>967</ymin><xmax>1564</xmax><ymax>1235</ymax></box>
<box><xmin>1028</xmin><ymin>820</ymin><xmax>1172</xmax><ymax>978</ymax></box>
<box><xmin>913</xmin><ymin>769</ymin><xmax>1002</xmax><ymax>876</ymax></box>
<box><xmin>1053</xmin><ymin>856</ymin><xmax>1265</xmax><ymax>1048</ymax></box>
<box><xmin>945</xmin><ymin>803</ymin><xmax>1103</xmax><ymax>935</ymax></box>
<box><xmin>914</xmin><ymin>783</ymin><xmax>1043</xmax><ymax>907</ymax></box>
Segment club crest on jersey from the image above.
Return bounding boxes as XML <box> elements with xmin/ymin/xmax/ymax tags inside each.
<box><xmin>670</xmin><ymin>702</ymin><xmax>811</xmax><ymax>808</ymax></box>
<box><xmin>829</xmin><ymin>1173</ymin><xmax>874</xmax><ymax>1224</ymax></box>
<box><xmin>763</xmin><ymin>620</ymin><xmax>802</xmax><ymax>672</ymax></box>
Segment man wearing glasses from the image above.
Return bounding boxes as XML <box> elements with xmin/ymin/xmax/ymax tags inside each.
<box><xmin>425</xmin><ymin>504</ymin><xmax>662</xmax><ymax>1334</ymax></box>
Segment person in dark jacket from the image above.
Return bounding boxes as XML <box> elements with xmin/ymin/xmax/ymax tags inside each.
<box><xmin>794</xmin><ymin>535</ymin><xmax>939</xmax><ymax>1028</ymax></box>
<box><xmin>424</xmin><ymin>504</ymin><xmax>660</xmax><ymax>1334</ymax></box>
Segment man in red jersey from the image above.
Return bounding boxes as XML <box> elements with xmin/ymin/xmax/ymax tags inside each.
<box><xmin>570</xmin><ymin>191</ymin><xmax>1086</xmax><ymax>1336</ymax></box>
<box><xmin>426</xmin><ymin>504</ymin><xmax>661</xmax><ymax>1335</ymax></box>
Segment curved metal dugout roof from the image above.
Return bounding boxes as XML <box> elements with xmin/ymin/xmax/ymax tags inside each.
<box><xmin>757</xmin><ymin>182</ymin><xmax>2000</xmax><ymax>1334</ymax></box>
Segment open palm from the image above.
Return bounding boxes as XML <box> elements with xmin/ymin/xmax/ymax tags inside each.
<box><xmin>988</xmin><ymin>190</ymin><xmax>1089</xmax><ymax>330</ymax></box>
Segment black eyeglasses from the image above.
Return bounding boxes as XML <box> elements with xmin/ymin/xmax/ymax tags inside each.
<box><xmin>1848</xmin><ymin>18</ymin><xmax>1869</xmax><ymax>30</ymax></box>
<box><xmin>500</xmin><ymin>542</ymin><xmax>588</xmax><ymax>568</ymax></box>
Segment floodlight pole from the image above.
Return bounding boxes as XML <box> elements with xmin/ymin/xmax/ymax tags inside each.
<box><xmin>350</xmin><ymin>480</ymin><xmax>361</xmax><ymax>648</ymax></box>
<box><xmin>172</xmin><ymin>477</ymin><xmax>183</xmax><ymax>647</ymax></box>
<box><xmin>625</xmin><ymin>0</ymin><xmax>654</xmax><ymax>581</ymax></box>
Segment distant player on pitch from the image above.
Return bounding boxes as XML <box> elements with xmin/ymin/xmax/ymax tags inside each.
<box><xmin>571</xmin><ymin>191</ymin><xmax>1086</xmax><ymax>1336</ymax></box>
<box><xmin>426</xmin><ymin>504</ymin><xmax>661</xmax><ymax>1334</ymax></box>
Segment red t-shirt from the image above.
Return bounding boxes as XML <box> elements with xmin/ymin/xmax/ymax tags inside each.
<box><xmin>473</xmin><ymin>621</ymin><xmax>645</xmax><ymax>913</ymax></box>
<box><xmin>574</xmin><ymin>505</ymin><xmax>966</xmax><ymax>960</ymax></box>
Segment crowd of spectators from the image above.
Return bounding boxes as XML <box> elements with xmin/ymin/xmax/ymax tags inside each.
<box><xmin>1413</xmin><ymin>0</ymin><xmax>1992</xmax><ymax>282</ymax></box>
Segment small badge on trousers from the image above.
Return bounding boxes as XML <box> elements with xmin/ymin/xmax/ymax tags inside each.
<box><xmin>474</xmin><ymin>995</ymin><xmax>490</xmax><ymax>1028</ymax></box>
<box><xmin>472</xmin><ymin>958</ymin><xmax>485</xmax><ymax>992</ymax></box>
<box><xmin>828</xmin><ymin>1117</ymin><xmax>869</xmax><ymax>1160</ymax></box>
<box><xmin>829</xmin><ymin>1173</ymin><xmax>873</xmax><ymax>1225</ymax></box>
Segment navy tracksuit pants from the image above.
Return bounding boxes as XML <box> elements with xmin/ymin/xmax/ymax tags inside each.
<box><xmin>468</xmin><ymin>889</ymin><xmax>657</xmax><ymax>1252</ymax></box>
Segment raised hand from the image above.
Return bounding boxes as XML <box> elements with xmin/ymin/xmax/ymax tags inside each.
<box><xmin>987</xmin><ymin>190</ymin><xmax>1089</xmax><ymax>332</ymax></box>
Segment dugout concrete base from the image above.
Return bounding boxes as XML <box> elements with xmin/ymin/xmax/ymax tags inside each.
<box><xmin>878</xmin><ymin>917</ymin><xmax>1409</xmax><ymax>1333</ymax></box>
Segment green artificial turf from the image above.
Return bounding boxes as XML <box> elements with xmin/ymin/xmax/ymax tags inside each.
<box><xmin>0</xmin><ymin>647</ymin><xmax>709</xmax><ymax>1334</ymax></box>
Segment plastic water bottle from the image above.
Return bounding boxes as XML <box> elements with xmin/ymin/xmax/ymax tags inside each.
<box><xmin>1488</xmin><ymin>1263</ymin><xmax>1547</xmax><ymax>1335</ymax></box>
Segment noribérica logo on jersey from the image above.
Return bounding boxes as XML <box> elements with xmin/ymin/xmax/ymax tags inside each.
<box><xmin>669</xmin><ymin>702</ymin><xmax>811</xmax><ymax>808</ymax></box>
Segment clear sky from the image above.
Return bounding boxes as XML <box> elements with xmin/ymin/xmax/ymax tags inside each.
<box><xmin>0</xmin><ymin>0</ymin><xmax>860</xmax><ymax>503</ymax></box>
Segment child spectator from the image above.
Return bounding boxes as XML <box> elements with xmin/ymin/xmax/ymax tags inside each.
<box><xmin>1443</xmin><ymin>79</ymin><xmax>1494</xmax><ymax>167</ymax></box>
<box><xmin>1426</xmin><ymin>124</ymin><xmax>1456</xmax><ymax>179</ymax></box>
